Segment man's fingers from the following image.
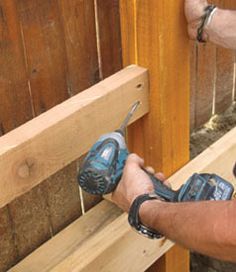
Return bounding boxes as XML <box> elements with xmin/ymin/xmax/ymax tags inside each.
<box><xmin>145</xmin><ymin>166</ymin><xmax>155</xmax><ymax>175</ymax></box>
<box><xmin>155</xmin><ymin>172</ymin><xmax>165</xmax><ymax>181</ymax></box>
<box><xmin>126</xmin><ymin>153</ymin><xmax>144</xmax><ymax>167</ymax></box>
<box><xmin>126</xmin><ymin>155</ymin><xmax>172</xmax><ymax>188</ymax></box>
<box><xmin>154</xmin><ymin>172</ymin><xmax>172</xmax><ymax>188</ymax></box>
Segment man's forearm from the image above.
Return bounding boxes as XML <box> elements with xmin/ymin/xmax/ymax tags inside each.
<box><xmin>140</xmin><ymin>200</ymin><xmax>236</xmax><ymax>262</ymax></box>
<box><xmin>207</xmin><ymin>8</ymin><xmax>236</xmax><ymax>49</ymax></box>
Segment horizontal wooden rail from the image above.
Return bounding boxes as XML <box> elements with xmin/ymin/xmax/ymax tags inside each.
<box><xmin>0</xmin><ymin>65</ymin><xmax>149</xmax><ymax>208</ymax></box>
<box><xmin>10</xmin><ymin>127</ymin><xmax>236</xmax><ymax>272</ymax></box>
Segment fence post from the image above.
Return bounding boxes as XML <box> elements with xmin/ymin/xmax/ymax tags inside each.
<box><xmin>120</xmin><ymin>1</ymin><xmax>190</xmax><ymax>271</ymax></box>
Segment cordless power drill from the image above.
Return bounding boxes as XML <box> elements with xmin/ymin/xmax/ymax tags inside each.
<box><xmin>78</xmin><ymin>102</ymin><xmax>234</xmax><ymax>202</ymax></box>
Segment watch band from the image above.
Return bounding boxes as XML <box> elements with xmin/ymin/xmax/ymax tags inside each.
<box><xmin>128</xmin><ymin>193</ymin><xmax>164</xmax><ymax>239</ymax></box>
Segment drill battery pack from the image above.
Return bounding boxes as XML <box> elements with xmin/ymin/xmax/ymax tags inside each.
<box><xmin>177</xmin><ymin>173</ymin><xmax>234</xmax><ymax>202</ymax></box>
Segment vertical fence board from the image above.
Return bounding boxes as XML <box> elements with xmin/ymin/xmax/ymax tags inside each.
<box><xmin>7</xmin><ymin>0</ymin><xmax>70</xmax><ymax>260</ymax></box>
<box><xmin>229</xmin><ymin>0</ymin><xmax>236</xmax><ymax>102</ymax></box>
<box><xmin>215</xmin><ymin>46</ymin><xmax>234</xmax><ymax>113</ymax></box>
<box><xmin>192</xmin><ymin>0</ymin><xmax>236</xmax><ymax>128</ymax></box>
<box><xmin>46</xmin><ymin>0</ymin><xmax>100</xmax><ymax>232</ymax></box>
<box><xmin>96</xmin><ymin>0</ymin><xmax>122</xmax><ymax>79</ymax></box>
<box><xmin>214</xmin><ymin>0</ymin><xmax>235</xmax><ymax>114</ymax></box>
<box><xmin>43</xmin><ymin>163</ymin><xmax>81</xmax><ymax>234</ymax></box>
<box><xmin>16</xmin><ymin>0</ymin><xmax>69</xmax><ymax>115</ymax></box>
<box><xmin>0</xmin><ymin>1</ymin><xmax>34</xmax><ymax>270</ymax></box>
<box><xmin>5</xmin><ymin>0</ymin><xmax>90</xmax><ymax>263</ymax></box>
<box><xmin>195</xmin><ymin>43</ymin><xmax>216</xmax><ymax>127</ymax></box>
<box><xmin>58</xmin><ymin>0</ymin><xmax>103</xmax><ymax>215</ymax></box>
<box><xmin>120</xmin><ymin>1</ymin><xmax>190</xmax><ymax>271</ymax></box>
<box><xmin>58</xmin><ymin>0</ymin><xmax>99</xmax><ymax>95</ymax></box>
<box><xmin>0</xmin><ymin>0</ymin><xmax>33</xmax><ymax>133</ymax></box>
<box><xmin>8</xmin><ymin>186</ymin><xmax>52</xmax><ymax>259</ymax></box>
<box><xmin>0</xmin><ymin>207</ymin><xmax>18</xmax><ymax>272</ymax></box>
<box><xmin>119</xmin><ymin>0</ymin><xmax>136</xmax><ymax>65</ymax></box>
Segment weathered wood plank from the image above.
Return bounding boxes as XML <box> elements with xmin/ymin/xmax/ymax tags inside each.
<box><xmin>10</xmin><ymin>0</ymin><xmax>74</xmax><ymax>260</ymax></box>
<box><xmin>0</xmin><ymin>1</ymin><xmax>34</xmax><ymax>269</ymax></box>
<box><xmin>10</xmin><ymin>127</ymin><xmax>236</xmax><ymax>272</ymax></box>
<box><xmin>8</xmin><ymin>186</ymin><xmax>52</xmax><ymax>259</ymax></box>
<box><xmin>16</xmin><ymin>0</ymin><xmax>69</xmax><ymax>115</ymax></box>
<box><xmin>215</xmin><ymin>46</ymin><xmax>234</xmax><ymax>113</ymax></box>
<box><xmin>10</xmin><ymin>201</ymin><xmax>123</xmax><ymax>272</ymax></box>
<box><xmin>58</xmin><ymin>0</ymin><xmax>99</xmax><ymax>94</ymax></box>
<box><xmin>96</xmin><ymin>0</ymin><xmax>122</xmax><ymax>79</ymax></box>
<box><xmin>0</xmin><ymin>206</ymin><xmax>18</xmax><ymax>272</ymax></box>
<box><xmin>0</xmin><ymin>0</ymin><xmax>33</xmax><ymax>133</ymax></box>
<box><xmin>79</xmin><ymin>0</ymin><xmax>123</xmax><ymax>211</ymax></box>
<box><xmin>195</xmin><ymin>43</ymin><xmax>215</xmax><ymax>128</ymax></box>
<box><xmin>214</xmin><ymin>0</ymin><xmax>235</xmax><ymax>114</ymax></box>
<box><xmin>41</xmin><ymin>162</ymin><xmax>81</xmax><ymax>234</ymax></box>
<box><xmin>0</xmin><ymin>66</ymin><xmax>149</xmax><ymax>209</ymax></box>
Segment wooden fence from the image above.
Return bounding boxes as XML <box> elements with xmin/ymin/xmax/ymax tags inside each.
<box><xmin>0</xmin><ymin>1</ymin><xmax>122</xmax><ymax>270</ymax></box>
<box><xmin>191</xmin><ymin>0</ymin><xmax>236</xmax><ymax>129</ymax></box>
<box><xmin>0</xmin><ymin>0</ymin><xmax>235</xmax><ymax>271</ymax></box>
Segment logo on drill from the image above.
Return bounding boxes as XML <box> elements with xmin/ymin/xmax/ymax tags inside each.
<box><xmin>101</xmin><ymin>147</ymin><xmax>113</xmax><ymax>161</ymax></box>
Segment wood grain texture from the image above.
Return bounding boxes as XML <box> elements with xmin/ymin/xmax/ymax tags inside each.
<box><xmin>120</xmin><ymin>1</ymin><xmax>190</xmax><ymax>271</ymax></box>
<box><xmin>42</xmin><ymin>162</ymin><xmax>81</xmax><ymax>234</ymax></box>
<box><xmin>0</xmin><ymin>1</ymin><xmax>34</xmax><ymax>270</ymax></box>
<box><xmin>96</xmin><ymin>0</ymin><xmax>122</xmax><ymax>79</ymax></box>
<box><xmin>215</xmin><ymin>46</ymin><xmax>234</xmax><ymax>113</ymax></box>
<box><xmin>8</xmin><ymin>185</ymin><xmax>52</xmax><ymax>259</ymax></box>
<box><xmin>0</xmin><ymin>206</ymin><xmax>18</xmax><ymax>272</ymax></box>
<box><xmin>214</xmin><ymin>0</ymin><xmax>235</xmax><ymax>114</ymax></box>
<box><xmin>16</xmin><ymin>0</ymin><xmax>69</xmax><ymax>115</ymax></box>
<box><xmin>0</xmin><ymin>0</ymin><xmax>33</xmax><ymax>133</ymax></box>
<box><xmin>190</xmin><ymin>42</ymin><xmax>197</xmax><ymax>131</ymax></box>
<box><xmin>10</xmin><ymin>201</ymin><xmax>123</xmax><ymax>272</ymax></box>
<box><xmin>124</xmin><ymin>0</ymin><xmax>190</xmax><ymax>174</ymax></box>
<box><xmin>231</xmin><ymin>0</ymin><xmax>236</xmax><ymax>103</ymax></box>
<box><xmin>119</xmin><ymin>0</ymin><xmax>136</xmax><ymax>65</ymax></box>
<box><xmin>147</xmin><ymin>245</ymin><xmax>190</xmax><ymax>272</ymax></box>
<box><xmin>10</xmin><ymin>127</ymin><xmax>236</xmax><ymax>272</ymax></box>
<box><xmin>195</xmin><ymin>43</ymin><xmax>216</xmax><ymax>128</ymax></box>
<box><xmin>8</xmin><ymin>0</ymin><xmax>78</xmax><ymax>265</ymax></box>
<box><xmin>81</xmin><ymin>0</ymin><xmax>123</xmax><ymax>210</ymax></box>
<box><xmin>58</xmin><ymin>0</ymin><xmax>99</xmax><ymax>94</ymax></box>
<box><xmin>0</xmin><ymin>66</ymin><xmax>149</xmax><ymax>209</ymax></box>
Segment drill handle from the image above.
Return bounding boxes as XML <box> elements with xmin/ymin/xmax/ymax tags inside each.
<box><xmin>144</xmin><ymin>170</ymin><xmax>177</xmax><ymax>202</ymax></box>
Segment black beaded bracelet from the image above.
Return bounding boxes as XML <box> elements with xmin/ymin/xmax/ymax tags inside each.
<box><xmin>197</xmin><ymin>5</ymin><xmax>217</xmax><ymax>43</ymax></box>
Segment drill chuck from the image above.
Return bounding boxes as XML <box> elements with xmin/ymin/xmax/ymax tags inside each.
<box><xmin>79</xmin><ymin>167</ymin><xmax>114</xmax><ymax>195</ymax></box>
<box><xmin>78</xmin><ymin>132</ymin><xmax>128</xmax><ymax>195</ymax></box>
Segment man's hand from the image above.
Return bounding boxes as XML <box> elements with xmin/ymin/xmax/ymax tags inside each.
<box><xmin>185</xmin><ymin>0</ymin><xmax>208</xmax><ymax>39</ymax></box>
<box><xmin>111</xmin><ymin>154</ymin><xmax>166</xmax><ymax>212</ymax></box>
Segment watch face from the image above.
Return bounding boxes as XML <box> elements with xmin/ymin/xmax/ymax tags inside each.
<box><xmin>133</xmin><ymin>225</ymin><xmax>152</xmax><ymax>239</ymax></box>
<box><xmin>130</xmin><ymin>223</ymin><xmax>163</xmax><ymax>239</ymax></box>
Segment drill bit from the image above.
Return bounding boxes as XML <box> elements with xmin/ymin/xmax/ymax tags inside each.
<box><xmin>118</xmin><ymin>101</ymin><xmax>141</xmax><ymax>134</ymax></box>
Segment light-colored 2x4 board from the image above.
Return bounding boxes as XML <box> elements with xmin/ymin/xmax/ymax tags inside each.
<box><xmin>10</xmin><ymin>127</ymin><xmax>236</xmax><ymax>271</ymax></box>
<box><xmin>0</xmin><ymin>65</ymin><xmax>149</xmax><ymax>209</ymax></box>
